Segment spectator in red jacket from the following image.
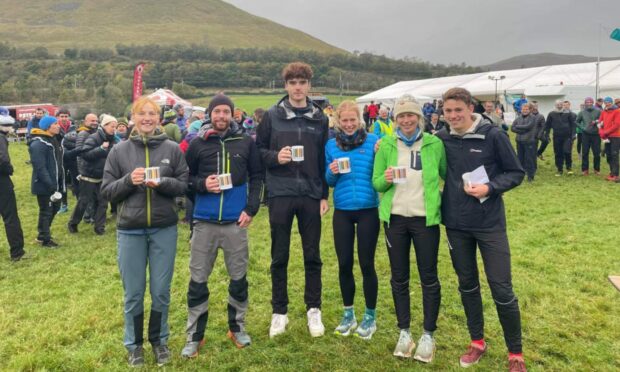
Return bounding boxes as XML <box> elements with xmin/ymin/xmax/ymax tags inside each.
<box><xmin>367</xmin><ymin>101</ymin><xmax>379</xmax><ymax>126</ymax></box>
<box><xmin>598</xmin><ymin>96</ymin><xmax>620</xmax><ymax>181</ymax></box>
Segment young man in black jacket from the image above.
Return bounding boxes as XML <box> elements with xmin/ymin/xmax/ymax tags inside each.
<box><xmin>182</xmin><ymin>94</ymin><xmax>263</xmax><ymax>356</ymax></box>
<box><xmin>0</xmin><ymin>110</ymin><xmax>25</xmax><ymax>261</ymax></box>
<box><xmin>435</xmin><ymin>88</ymin><xmax>526</xmax><ymax>372</ymax></box>
<box><xmin>256</xmin><ymin>62</ymin><xmax>330</xmax><ymax>338</ymax></box>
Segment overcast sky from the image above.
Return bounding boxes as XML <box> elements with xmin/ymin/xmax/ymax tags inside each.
<box><xmin>224</xmin><ymin>0</ymin><xmax>620</xmax><ymax>66</ymax></box>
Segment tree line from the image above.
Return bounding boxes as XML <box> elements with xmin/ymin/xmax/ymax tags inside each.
<box><xmin>0</xmin><ymin>42</ymin><xmax>481</xmax><ymax>116</ymax></box>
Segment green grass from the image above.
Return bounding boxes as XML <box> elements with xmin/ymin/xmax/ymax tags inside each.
<box><xmin>191</xmin><ymin>94</ymin><xmax>358</xmax><ymax>115</ymax></box>
<box><xmin>1</xmin><ymin>136</ymin><xmax>619</xmax><ymax>371</ymax></box>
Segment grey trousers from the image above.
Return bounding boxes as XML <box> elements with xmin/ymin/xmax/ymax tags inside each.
<box><xmin>185</xmin><ymin>221</ymin><xmax>249</xmax><ymax>341</ymax></box>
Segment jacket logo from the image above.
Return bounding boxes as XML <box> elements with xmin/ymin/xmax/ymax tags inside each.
<box><xmin>161</xmin><ymin>159</ymin><xmax>170</xmax><ymax>164</ymax></box>
<box><xmin>470</xmin><ymin>149</ymin><xmax>482</xmax><ymax>153</ymax></box>
<box><xmin>307</xmin><ymin>126</ymin><xmax>315</xmax><ymax>131</ymax></box>
<box><xmin>233</xmin><ymin>154</ymin><xmax>242</xmax><ymax>158</ymax></box>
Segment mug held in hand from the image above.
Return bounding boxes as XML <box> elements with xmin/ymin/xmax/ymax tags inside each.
<box><xmin>392</xmin><ymin>166</ymin><xmax>407</xmax><ymax>184</ymax></box>
<box><xmin>144</xmin><ymin>167</ymin><xmax>161</xmax><ymax>184</ymax></box>
<box><xmin>291</xmin><ymin>145</ymin><xmax>304</xmax><ymax>162</ymax></box>
<box><xmin>337</xmin><ymin>157</ymin><xmax>351</xmax><ymax>173</ymax></box>
<box><xmin>218</xmin><ymin>173</ymin><xmax>233</xmax><ymax>190</ymax></box>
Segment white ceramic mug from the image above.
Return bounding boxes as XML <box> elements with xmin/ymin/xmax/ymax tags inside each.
<box><xmin>144</xmin><ymin>166</ymin><xmax>161</xmax><ymax>184</ymax></box>
<box><xmin>392</xmin><ymin>166</ymin><xmax>407</xmax><ymax>184</ymax></box>
<box><xmin>291</xmin><ymin>145</ymin><xmax>304</xmax><ymax>162</ymax></box>
<box><xmin>337</xmin><ymin>157</ymin><xmax>351</xmax><ymax>174</ymax></box>
<box><xmin>218</xmin><ymin>173</ymin><xmax>233</xmax><ymax>190</ymax></box>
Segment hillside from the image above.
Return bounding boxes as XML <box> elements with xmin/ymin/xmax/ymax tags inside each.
<box><xmin>484</xmin><ymin>53</ymin><xmax>620</xmax><ymax>70</ymax></box>
<box><xmin>0</xmin><ymin>0</ymin><xmax>344</xmax><ymax>54</ymax></box>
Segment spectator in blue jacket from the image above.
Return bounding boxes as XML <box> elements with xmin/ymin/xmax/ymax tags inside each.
<box><xmin>325</xmin><ymin>100</ymin><xmax>380</xmax><ymax>340</ymax></box>
<box><xmin>29</xmin><ymin>116</ymin><xmax>65</xmax><ymax>247</ymax></box>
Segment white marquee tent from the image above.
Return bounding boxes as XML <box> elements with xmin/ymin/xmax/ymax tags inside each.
<box><xmin>357</xmin><ymin>59</ymin><xmax>620</xmax><ymax>117</ymax></box>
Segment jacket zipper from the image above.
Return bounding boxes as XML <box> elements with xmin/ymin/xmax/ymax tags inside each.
<box><xmin>218</xmin><ymin>137</ymin><xmax>242</xmax><ymax>222</ymax></box>
<box><xmin>218</xmin><ymin>139</ymin><xmax>226</xmax><ymax>222</ymax></box>
<box><xmin>144</xmin><ymin>137</ymin><xmax>151</xmax><ymax>227</ymax></box>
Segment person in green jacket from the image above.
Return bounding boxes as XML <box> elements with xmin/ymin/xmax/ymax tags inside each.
<box><xmin>372</xmin><ymin>94</ymin><xmax>446</xmax><ymax>363</ymax></box>
<box><xmin>162</xmin><ymin>110</ymin><xmax>182</xmax><ymax>143</ymax></box>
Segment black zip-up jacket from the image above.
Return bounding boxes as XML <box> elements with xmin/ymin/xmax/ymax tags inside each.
<box><xmin>186</xmin><ymin>122</ymin><xmax>264</xmax><ymax>221</ymax></box>
<box><xmin>510</xmin><ymin>114</ymin><xmax>538</xmax><ymax>142</ymax></box>
<box><xmin>0</xmin><ymin>131</ymin><xmax>14</xmax><ymax>176</ymax></box>
<box><xmin>435</xmin><ymin>118</ymin><xmax>524</xmax><ymax>232</ymax></box>
<box><xmin>101</xmin><ymin>131</ymin><xmax>188</xmax><ymax>230</ymax></box>
<box><xmin>80</xmin><ymin>128</ymin><xmax>118</xmax><ymax>179</ymax></box>
<box><xmin>545</xmin><ymin>110</ymin><xmax>576</xmax><ymax>138</ymax></box>
<box><xmin>256</xmin><ymin>96</ymin><xmax>329</xmax><ymax>200</ymax></box>
<box><xmin>76</xmin><ymin>126</ymin><xmax>97</xmax><ymax>173</ymax></box>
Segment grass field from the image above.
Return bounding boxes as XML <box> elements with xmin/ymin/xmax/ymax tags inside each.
<box><xmin>1</xmin><ymin>127</ymin><xmax>619</xmax><ymax>371</ymax></box>
<box><xmin>191</xmin><ymin>95</ymin><xmax>358</xmax><ymax>115</ymax></box>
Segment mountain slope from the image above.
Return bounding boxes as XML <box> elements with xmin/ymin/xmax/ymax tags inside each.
<box><xmin>0</xmin><ymin>0</ymin><xmax>345</xmax><ymax>54</ymax></box>
<box><xmin>484</xmin><ymin>53</ymin><xmax>620</xmax><ymax>70</ymax></box>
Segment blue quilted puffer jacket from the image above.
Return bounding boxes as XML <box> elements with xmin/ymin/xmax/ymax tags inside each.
<box><xmin>325</xmin><ymin>133</ymin><xmax>379</xmax><ymax>211</ymax></box>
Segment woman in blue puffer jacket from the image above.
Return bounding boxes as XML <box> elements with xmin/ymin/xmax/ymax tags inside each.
<box><xmin>325</xmin><ymin>100</ymin><xmax>379</xmax><ymax>340</ymax></box>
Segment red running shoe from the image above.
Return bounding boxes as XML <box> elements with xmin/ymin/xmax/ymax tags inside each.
<box><xmin>508</xmin><ymin>355</ymin><xmax>527</xmax><ymax>372</ymax></box>
<box><xmin>459</xmin><ymin>342</ymin><xmax>487</xmax><ymax>367</ymax></box>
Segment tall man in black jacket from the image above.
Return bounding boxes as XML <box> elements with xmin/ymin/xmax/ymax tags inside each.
<box><xmin>435</xmin><ymin>88</ymin><xmax>526</xmax><ymax>372</ymax></box>
<box><xmin>0</xmin><ymin>110</ymin><xmax>25</xmax><ymax>261</ymax></box>
<box><xmin>256</xmin><ymin>62</ymin><xmax>330</xmax><ymax>338</ymax></box>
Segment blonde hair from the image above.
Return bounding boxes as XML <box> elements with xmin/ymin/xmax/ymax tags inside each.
<box><xmin>131</xmin><ymin>96</ymin><xmax>161</xmax><ymax>134</ymax></box>
<box><xmin>334</xmin><ymin>100</ymin><xmax>363</xmax><ymax>131</ymax></box>
<box><xmin>131</xmin><ymin>96</ymin><xmax>160</xmax><ymax>116</ymax></box>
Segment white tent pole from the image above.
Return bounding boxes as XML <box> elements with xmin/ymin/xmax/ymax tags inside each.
<box><xmin>596</xmin><ymin>23</ymin><xmax>601</xmax><ymax>99</ymax></box>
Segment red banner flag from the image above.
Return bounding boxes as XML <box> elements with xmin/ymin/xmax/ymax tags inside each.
<box><xmin>132</xmin><ymin>63</ymin><xmax>146</xmax><ymax>102</ymax></box>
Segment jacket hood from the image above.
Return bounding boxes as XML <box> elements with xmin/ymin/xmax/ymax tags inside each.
<box><xmin>449</xmin><ymin>113</ymin><xmax>494</xmax><ymax>137</ymax></box>
<box><xmin>197</xmin><ymin>120</ymin><xmax>241</xmax><ymax>140</ymax></box>
<box><xmin>30</xmin><ymin>128</ymin><xmax>53</xmax><ymax>137</ymax></box>
<box><xmin>274</xmin><ymin>95</ymin><xmax>325</xmax><ymax>121</ymax></box>
<box><xmin>129</xmin><ymin>129</ymin><xmax>169</xmax><ymax>147</ymax></box>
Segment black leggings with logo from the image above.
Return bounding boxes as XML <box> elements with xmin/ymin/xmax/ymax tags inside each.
<box><xmin>333</xmin><ymin>208</ymin><xmax>380</xmax><ymax>309</ymax></box>
<box><xmin>385</xmin><ymin>215</ymin><xmax>441</xmax><ymax>331</ymax></box>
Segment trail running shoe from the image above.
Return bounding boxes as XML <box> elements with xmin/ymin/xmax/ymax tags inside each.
<box><xmin>181</xmin><ymin>339</ymin><xmax>204</xmax><ymax>358</ymax></box>
<box><xmin>334</xmin><ymin>311</ymin><xmax>357</xmax><ymax>336</ymax></box>
<box><xmin>152</xmin><ymin>345</ymin><xmax>171</xmax><ymax>366</ymax></box>
<box><xmin>413</xmin><ymin>333</ymin><xmax>436</xmax><ymax>363</ymax></box>
<box><xmin>354</xmin><ymin>314</ymin><xmax>377</xmax><ymax>340</ymax></box>
<box><xmin>227</xmin><ymin>330</ymin><xmax>251</xmax><ymax>348</ymax></box>
<box><xmin>393</xmin><ymin>329</ymin><xmax>415</xmax><ymax>358</ymax></box>
<box><xmin>508</xmin><ymin>355</ymin><xmax>527</xmax><ymax>372</ymax></box>
<box><xmin>459</xmin><ymin>342</ymin><xmax>487</xmax><ymax>368</ymax></box>
<box><xmin>127</xmin><ymin>346</ymin><xmax>144</xmax><ymax>368</ymax></box>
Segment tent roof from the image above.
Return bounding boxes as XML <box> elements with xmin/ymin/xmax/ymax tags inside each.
<box><xmin>357</xmin><ymin>59</ymin><xmax>620</xmax><ymax>103</ymax></box>
<box><xmin>147</xmin><ymin>89</ymin><xmax>192</xmax><ymax>107</ymax></box>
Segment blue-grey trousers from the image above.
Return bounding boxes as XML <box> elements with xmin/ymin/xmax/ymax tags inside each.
<box><xmin>117</xmin><ymin>225</ymin><xmax>178</xmax><ymax>351</ymax></box>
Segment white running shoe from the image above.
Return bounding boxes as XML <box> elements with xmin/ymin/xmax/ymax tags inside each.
<box><xmin>307</xmin><ymin>308</ymin><xmax>325</xmax><ymax>337</ymax></box>
<box><xmin>269</xmin><ymin>313</ymin><xmax>289</xmax><ymax>338</ymax></box>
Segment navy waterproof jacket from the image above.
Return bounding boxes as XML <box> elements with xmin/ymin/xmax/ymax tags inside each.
<box><xmin>435</xmin><ymin>119</ymin><xmax>524</xmax><ymax>232</ymax></box>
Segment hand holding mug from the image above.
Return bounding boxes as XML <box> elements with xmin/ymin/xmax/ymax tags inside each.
<box><xmin>329</xmin><ymin>160</ymin><xmax>339</xmax><ymax>174</ymax></box>
<box><xmin>131</xmin><ymin>168</ymin><xmax>145</xmax><ymax>185</ymax></box>
<box><xmin>205</xmin><ymin>174</ymin><xmax>221</xmax><ymax>193</ymax></box>
<box><xmin>278</xmin><ymin>146</ymin><xmax>292</xmax><ymax>164</ymax></box>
